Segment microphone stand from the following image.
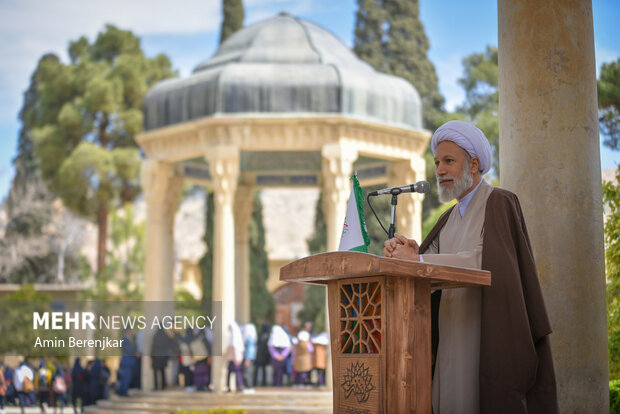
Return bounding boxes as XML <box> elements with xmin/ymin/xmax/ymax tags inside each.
<box><xmin>388</xmin><ymin>188</ymin><xmax>402</xmax><ymax>239</ymax></box>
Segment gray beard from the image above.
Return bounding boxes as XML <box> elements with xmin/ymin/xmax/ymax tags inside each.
<box><xmin>437</xmin><ymin>165</ymin><xmax>474</xmax><ymax>203</ymax></box>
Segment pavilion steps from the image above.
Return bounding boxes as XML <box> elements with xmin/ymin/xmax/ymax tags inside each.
<box><xmin>83</xmin><ymin>388</ymin><xmax>333</xmax><ymax>414</ymax></box>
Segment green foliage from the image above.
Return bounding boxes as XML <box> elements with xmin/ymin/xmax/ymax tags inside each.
<box><xmin>0</xmin><ymin>285</ymin><xmax>64</xmax><ymax>357</ymax></box>
<box><xmin>220</xmin><ymin>0</ymin><xmax>245</xmax><ymax>44</ymax></box>
<box><xmin>1</xmin><ymin>53</ymin><xmax>81</xmax><ymax>284</ymax></box>
<box><xmin>598</xmin><ymin>58</ymin><xmax>620</xmax><ymax>151</ymax></box>
<box><xmin>298</xmin><ymin>193</ymin><xmax>328</xmax><ymax>331</ymax></box>
<box><xmin>29</xmin><ymin>24</ymin><xmax>176</xmax><ymax>273</ymax></box>
<box><xmin>363</xmin><ymin>184</ymin><xmax>390</xmax><ymax>256</ymax></box>
<box><xmin>297</xmin><ymin>285</ymin><xmax>326</xmax><ymax>333</ymax></box>
<box><xmin>605</xmin><ymin>166</ymin><xmax>620</xmax><ymax>380</ymax></box>
<box><xmin>200</xmin><ymin>191</ymin><xmax>214</xmax><ymax>308</ymax></box>
<box><xmin>354</xmin><ymin>0</ymin><xmax>445</xmax><ymax>129</ymax></box>
<box><xmin>422</xmin><ymin>200</ymin><xmax>456</xmax><ymax>240</ymax></box>
<box><xmin>612</xmin><ymin>379</ymin><xmax>620</xmax><ymax>414</ymax></box>
<box><xmin>249</xmin><ymin>192</ymin><xmax>275</xmax><ymax>326</ymax></box>
<box><xmin>455</xmin><ymin>46</ymin><xmax>499</xmax><ymax>175</ymax></box>
<box><xmin>98</xmin><ymin>203</ymin><xmax>145</xmax><ymax>300</ymax></box>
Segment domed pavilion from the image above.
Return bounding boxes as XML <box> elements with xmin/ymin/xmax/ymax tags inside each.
<box><xmin>136</xmin><ymin>11</ymin><xmax>429</xmax><ymax>391</ymax></box>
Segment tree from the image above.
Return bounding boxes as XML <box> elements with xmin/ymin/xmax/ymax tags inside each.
<box><xmin>0</xmin><ymin>55</ymin><xmax>73</xmax><ymax>283</ymax></box>
<box><xmin>604</xmin><ymin>166</ymin><xmax>620</xmax><ymax>379</ymax></box>
<box><xmin>353</xmin><ymin>0</ymin><xmax>387</xmax><ymax>71</ymax></box>
<box><xmin>363</xmin><ymin>184</ymin><xmax>391</xmax><ymax>255</ymax></box>
<box><xmin>30</xmin><ymin>25</ymin><xmax>175</xmax><ymax>275</ymax></box>
<box><xmin>456</xmin><ymin>46</ymin><xmax>499</xmax><ymax>175</ymax></box>
<box><xmin>199</xmin><ymin>192</ymin><xmax>215</xmax><ymax>309</ymax></box>
<box><xmin>354</xmin><ymin>0</ymin><xmax>445</xmax><ymax>129</ymax></box>
<box><xmin>220</xmin><ymin>0</ymin><xmax>245</xmax><ymax>44</ymax></box>
<box><xmin>598</xmin><ymin>58</ymin><xmax>620</xmax><ymax>151</ymax></box>
<box><xmin>0</xmin><ymin>285</ymin><xmax>59</xmax><ymax>357</ymax></box>
<box><xmin>249</xmin><ymin>192</ymin><xmax>275</xmax><ymax>326</ymax></box>
<box><xmin>298</xmin><ymin>193</ymin><xmax>328</xmax><ymax>332</ymax></box>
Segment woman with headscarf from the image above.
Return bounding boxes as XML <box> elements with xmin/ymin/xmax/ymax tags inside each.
<box><xmin>226</xmin><ymin>322</ymin><xmax>245</xmax><ymax>392</ymax></box>
<box><xmin>241</xmin><ymin>323</ymin><xmax>257</xmax><ymax>392</ymax></box>
<box><xmin>51</xmin><ymin>362</ymin><xmax>67</xmax><ymax>414</ymax></box>
<box><xmin>311</xmin><ymin>332</ymin><xmax>329</xmax><ymax>387</ymax></box>
<box><xmin>268</xmin><ymin>325</ymin><xmax>292</xmax><ymax>387</ymax></box>
<box><xmin>87</xmin><ymin>359</ymin><xmax>106</xmax><ymax>405</ymax></box>
<box><xmin>36</xmin><ymin>359</ymin><xmax>51</xmax><ymax>413</ymax></box>
<box><xmin>253</xmin><ymin>324</ymin><xmax>271</xmax><ymax>387</ymax></box>
<box><xmin>150</xmin><ymin>328</ymin><xmax>172</xmax><ymax>391</ymax></box>
<box><xmin>293</xmin><ymin>330</ymin><xmax>314</xmax><ymax>387</ymax></box>
<box><xmin>70</xmin><ymin>358</ymin><xmax>87</xmax><ymax>413</ymax></box>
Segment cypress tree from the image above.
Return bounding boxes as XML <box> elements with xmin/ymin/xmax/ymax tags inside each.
<box><xmin>199</xmin><ymin>191</ymin><xmax>214</xmax><ymax>310</ymax></box>
<box><xmin>299</xmin><ymin>193</ymin><xmax>327</xmax><ymax>332</ymax></box>
<box><xmin>354</xmin><ymin>0</ymin><xmax>445</xmax><ymax>218</ymax></box>
<box><xmin>220</xmin><ymin>0</ymin><xmax>245</xmax><ymax>44</ymax></box>
<box><xmin>249</xmin><ymin>192</ymin><xmax>275</xmax><ymax>325</ymax></box>
<box><xmin>353</xmin><ymin>0</ymin><xmax>387</xmax><ymax>72</ymax></box>
<box><xmin>1</xmin><ymin>55</ymin><xmax>77</xmax><ymax>283</ymax></box>
<box><xmin>353</xmin><ymin>0</ymin><xmax>445</xmax><ymax>129</ymax></box>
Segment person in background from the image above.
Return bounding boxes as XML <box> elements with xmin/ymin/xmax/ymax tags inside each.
<box><xmin>0</xmin><ymin>361</ymin><xmax>7</xmax><ymax>414</ymax></box>
<box><xmin>311</xmin><ymin>332</ymin><xmax>329</xmax><ymax>388</ymax></box>
<box><xmin>87</xmin><ymin>359</ymin><xmax>106</xmax><ymax>405</ymax></box>
<box><xmin>70</xmin><ymin>358</ymin><xmax>87</xmax><ymax>414</ymax></box>
<box><xmin>190</xmin><ymin>328</ymin><xmax>210</xmax><ymax>392</ymax></box>
<box><xmin>14</xmin><ymin>359</ymin><xmax>34</xmax><ymax>414</ymax></box>
<box><xmin>292</xmin><ymin>330</ymin><xmax>313</xmax><ymax>388</ymax></box>
<box><xmin>268</xmin><ymin>325</ymin><xmax>292</xmax><ymax>387</ymax></box>
<box><xmin>253</xmin><ymin>324</ymin><xmax>271</xmax><ymax>387</ymax></box>
<box><xmin>177</xmin><ymin>328</ymin><xmax>195</xmax><ymax>390</ymax></box>
<box><xmin>117</xmin><ymin>329</ymin><xmax>138</xmax><ymax>396</ymax></box>
<box><xmin>51</xmin><ymin>362</ymin><xmax>67</xmax><ymax>414</ymax></box>
<box><xmin>150</xmin><ymin>328</ymin><xmax>172</xmax><ymax>391</ymax></box>
<box><xmin>241</xmin><ymin>324</ymin><xmax>257</xmax><ymax>393</ymax></box>
<box><xmin>226</xmin><ymin>322</ymin><xmax>245</xmax><ymax>393</ymax></box>
<box><xmin>132</xmin><ymin>330</ymin><xmax>144</xmax><ymax>390</ymax></box>
<box><xmin>3</xmin><ymin>363</ymin><xmax>16</xmax><ymax>407</ymax></box>
<box><xmin>283</xmin><ymin>327</ymin><xmax>294</xmax><ymax>386</ymax></box>
<box><xmin>100</xmin><ymin>360</ymin><xmax>111</xmax><ymax>399</ymax></box>
<box><xmin>36</xmin><ymin>359</ymin><xmax>51</xmax><ymax>413</ymax></box>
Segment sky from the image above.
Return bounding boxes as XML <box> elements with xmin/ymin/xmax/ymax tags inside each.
<box><xmin>0</xmin><ymin>0</ymin><xmax>619</xmax><ymax>201</ymax></box>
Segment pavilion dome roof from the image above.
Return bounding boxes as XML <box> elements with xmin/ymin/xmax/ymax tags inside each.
<box><xmin>143</xmin><ymin>12</ymin><xmax>422</xmax><ymax>131</ymax></box>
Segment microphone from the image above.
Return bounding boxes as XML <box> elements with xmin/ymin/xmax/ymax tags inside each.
<box><xmin>369</xmin><ymin>181</ymin><xmax>430</xmax><ymax>196</ymax></box>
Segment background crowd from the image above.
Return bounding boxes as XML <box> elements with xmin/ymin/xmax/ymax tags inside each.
<box><xmin>0</xmin><ymin>321</ymin><xmax>328</xmax><ymax>413</ymax></box>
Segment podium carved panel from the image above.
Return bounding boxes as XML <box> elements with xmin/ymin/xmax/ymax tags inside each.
<box><xmin>338</xmin><ymin>357</ymin><xmax>381</xmax><ymax>414</ymax></box>
<box><xmin>339</xmin><ymin>280</ymin><xmax>383</xmax><ymax>354</ymax></box>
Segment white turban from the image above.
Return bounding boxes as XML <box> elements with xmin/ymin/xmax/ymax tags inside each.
<box><xmin>431</xmin><ymin>120</ymin><xmax>493</xmax><ymax>175</ymax></box>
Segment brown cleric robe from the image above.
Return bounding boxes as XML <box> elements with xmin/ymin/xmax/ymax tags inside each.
<box><xmin>420</xmin><ymin>183</ymin><xmax>559</xmax><ymax>414</ymax></box>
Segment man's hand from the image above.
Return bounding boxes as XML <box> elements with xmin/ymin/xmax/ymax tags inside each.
<box><xmin>383</xmin><ymin>233</ymin><xmax>420</xmax><ymax>261</ymax></box>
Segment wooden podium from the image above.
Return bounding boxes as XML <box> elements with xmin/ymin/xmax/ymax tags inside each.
<box><xmin>280</xmin><ymin>251</ymin><xmax>491</xmax><ymax>414</ymax></box>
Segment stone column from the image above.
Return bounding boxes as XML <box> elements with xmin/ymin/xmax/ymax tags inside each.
<box><xmin>141</xmin><ymin>159</ymin><xmax>183</xmax><ymax>390</ymax></box>
<box><xmin>498</xmin><ymin>1</ymin><xmax>608</xmax><ymax>411</ymax></box>
<box><xmin>235</xmin><ymin>185</ymin><xmax>254</xmax><ymax>325</ymax></box>
<box><xmin>388</xmin><ymin>158</ymin><xmax>425</xmax><ymax>243</ymax></box>
<box><xmin>205</xmin><ymin>146</ymin><xmax>240</xmax><ymax>392</ymax></box>
<box><xmin>321</xmin><ymin>143</ymin><xmax>358</xmax><ymax>251</ymax></box>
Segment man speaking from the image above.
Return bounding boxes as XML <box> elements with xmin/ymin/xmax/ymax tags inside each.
<box><xmin>384</xmin><ymin>120</ymin><xmax>558</xmax><ymax>413</ymax></box>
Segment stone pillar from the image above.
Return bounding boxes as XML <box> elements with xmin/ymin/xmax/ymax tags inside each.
<box><xmin>498</xmin><ymin>1</ymin><xmax>608</xmax><ymax>411</ymax></box>
<box><xmin>205</xmin><ymin>146</ymin><xmax>240</xmax><ymax>392</ymax></box>
<box><xmin>388</xmin><ymin>158</ymin><xmax>425</xmax><ymax>242</ymax></box>
<box><xmin>141</xmin><ymin>159</ymin><xmax>183</xmax><ymax>390</ymax></box>
<box><xmin>321</xmin><ymin>143</ymin><xmax>358</xmax><ymax>252</ymax></box>
<box><xmin>235</xmin><ymin>185</ymin><xmax>254</xmax><ymax>325</ymax></box>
